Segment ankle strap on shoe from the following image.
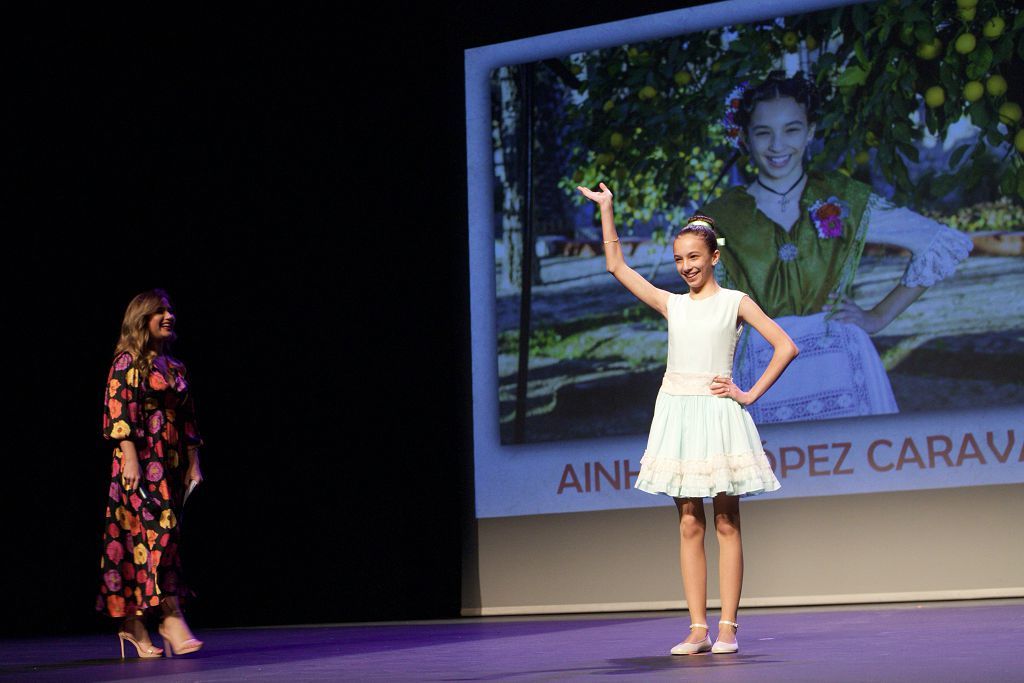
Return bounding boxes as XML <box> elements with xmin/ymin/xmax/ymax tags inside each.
<box><xmin>719</xmin><ymin>619</ymin><xmax>739</xmax><ymax>629</ymax></box>
<box><xmin>688</xmin><ymin>623</ymin><xmax>708</xmax><ymax>630</ymax></box>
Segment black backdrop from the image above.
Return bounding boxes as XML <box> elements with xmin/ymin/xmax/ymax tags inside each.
<box><xmin>7</xmin><ymin>1</ymin><xmax>696</xmax><ymax>637</ymax></box>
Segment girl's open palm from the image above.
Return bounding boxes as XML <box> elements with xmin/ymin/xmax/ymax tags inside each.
<box><xmin>577</xmin><ymin>182</ymin><xmax>613</xmax><ymax>208</ymax></box>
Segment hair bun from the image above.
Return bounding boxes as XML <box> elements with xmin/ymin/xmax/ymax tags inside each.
<box><xmin>685</xmin><ymin>214</ymin><xmax>717</xmax><ymax>229</ymax></box>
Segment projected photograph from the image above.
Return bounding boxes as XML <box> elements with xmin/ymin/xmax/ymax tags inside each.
<box><xmin>491</xmin><ymin>0</ymin><xmax>1024</xmax><ymax>446</ymax></box>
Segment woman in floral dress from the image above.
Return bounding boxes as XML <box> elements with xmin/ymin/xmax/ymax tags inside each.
<box><xmin>96</xmin><ymin>289</ymin><xmax>205</xmax><ymax>658</ymax></box>
<box><xmin>702</xmin><ymin>72</ymin><xmax>973</xmax><ymax>424</ymax></box>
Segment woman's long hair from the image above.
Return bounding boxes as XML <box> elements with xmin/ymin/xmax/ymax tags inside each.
<box><xmin>113</xmin><ymin>289</ymin><xmax>181</xmax><ymax>380</ymax></box>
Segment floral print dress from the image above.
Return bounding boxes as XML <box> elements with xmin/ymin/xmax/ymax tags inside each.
<box><xmin>96</xmin><ymin>352</ymin><xmax>202</xmax><ymax>618</ymax></box>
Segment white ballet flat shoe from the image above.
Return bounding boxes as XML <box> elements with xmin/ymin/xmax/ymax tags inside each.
<box><xmin>670</xmin><ymin>623</ymin><xmax>712</xmax><ymax>655</ymax></box>
<box><xmin>711</xmin><ymin>619</ymin><xmax>739</xmax><ymax>654</ymax></box>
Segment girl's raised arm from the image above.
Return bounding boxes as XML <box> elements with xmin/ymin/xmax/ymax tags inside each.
<box><xmin>577</xmin><ymin>182</ymin><xmax>671</xmax><ymax>318</ymax></box>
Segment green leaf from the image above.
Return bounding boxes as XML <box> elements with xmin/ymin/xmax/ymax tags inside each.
<box><xmin>914</xmin><ymin>23</ymin><xmax>935</xmax><ymax>44</ymax></box>
<box><xmin>939</xmin><ymin>60</ymin><xmax>958</xmax><ymax>92</ymax></box>
<box><xmin>1014</xmin><ymin>11</ymin><xmax>1024</xmax><ymax>31</ymax></box>
<box><xmin>902</xmin><ymin>7</ymin><xmax>927</xmax><ymax>22</ymax></box>
<box><xmin>879</xmin><ymin>20</ymin><xmax>893</xmax><ymax>45</ymax></box>
<box><xmin>985</xmin><ymin>129</ymin><xmax>1003</xmax><ymax>147</ymax></box>
<box><xmin>854</xmin><ymin>39</ymin><xmax>869</xmax><ymax>67</ymax></box>
<box><xmin>968</xmin><ymin>41</ymin><xmax>994</xmax><ymax>76</ymax></box>
<box><xmin>898</xmin><ymin>142</ymin><xmax>920</xmax><ymax>163</ymax></box>
<box><xmin>970</xmin><ymin>103</ymin><xmax>990</xmax><ymax>127</ymax></box>
<box><xmin>948</xmin><ymin>144</ymin><xmax>971</xmax><ymax>168</ymax></box>
<box><xmin>837</xmin><ymin>65</ymin><xmax>869</xmax><ymax>86</ymax></box>
<box><xmin>991</xmin><ymin>34</ymin><xmax>1014</xmax><ymax>64</ymax></box>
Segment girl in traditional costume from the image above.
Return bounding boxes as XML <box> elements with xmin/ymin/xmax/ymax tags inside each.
<box><xmin>703</xmin><ymin>72</ymin><xmax>972</xmax><ymax>424</ymax></box>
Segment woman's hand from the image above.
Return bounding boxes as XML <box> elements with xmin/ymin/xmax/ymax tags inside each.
<box><xmin>823</xmin><ymin>301</ymin><xmax>886</xmax><ymax>334</ymax></box>
<box><xmin>711</xmin><ymin>376</ymin><xmax>752</xmax><ymax>405</ymax></box>
<box><xmin>576</xmin><ymin>182</ymin><xmax>613</xmax><ymax>209</ymax></box>
<box><xmin>121</xmin><ymin>453</ymin><xmax>141</xmax><ymax>491</ymax></box>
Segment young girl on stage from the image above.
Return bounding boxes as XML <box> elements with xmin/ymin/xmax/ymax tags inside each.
<box><xmin>578</xmin><ymin>183</ymin><xmax>798</xmax><ymax>655</ymax></box>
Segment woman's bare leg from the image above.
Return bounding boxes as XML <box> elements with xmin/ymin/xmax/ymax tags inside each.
<box><xmin>713</xmin><ymin>494</ymin><xmax>742</xmax><ymax>644</ymax></box>
<box><xmin>160</xmin><ymin>596</ymin><xmax>200</xmax><ymax>647</ymax></box>
<box><xmin>674</xmin><ymin>497</ymin><xmax>708</xmax><ymax>643</ymax></box>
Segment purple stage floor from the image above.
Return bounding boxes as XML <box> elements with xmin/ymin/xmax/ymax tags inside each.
<box><xmin>2</xmin><ymin>599</ymin><xmax>1021</xmax><ymax>682</ymax></box>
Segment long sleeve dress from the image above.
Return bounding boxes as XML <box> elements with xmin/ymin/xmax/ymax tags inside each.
<box><xmin>701</xmin><ymin>171</ymin><xmax>973</xmax><ymax>424</ymax></box>
<box><xmin>96</xmin><ymin>352</ymin><xmax>202</xmax><ymax>618</ymax></box>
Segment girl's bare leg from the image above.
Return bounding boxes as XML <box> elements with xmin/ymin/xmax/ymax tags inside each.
<box><xmin>674</xmin><ymin>497</ymin><xmax>709</xmax><ymax>644</ymax></box>
<box><xmin>713</xmin><ymin>494</ymin><xmax>742</xmax><ymax>644</ymax></box>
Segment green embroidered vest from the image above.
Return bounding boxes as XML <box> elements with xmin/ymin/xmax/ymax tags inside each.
<box><xmin>701</xmin><ymin>172</ymin><xmax>872</xmax><ymax>318</ymax></box>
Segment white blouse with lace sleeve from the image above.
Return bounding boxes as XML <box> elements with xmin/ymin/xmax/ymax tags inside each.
<box><xmin>864</xmin><ymin>195</ymin><xmax>974</xmax><ymax>287</ymax></box>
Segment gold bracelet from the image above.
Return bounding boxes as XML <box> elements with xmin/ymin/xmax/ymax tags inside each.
<box><xmin>603</xmin><ymin>238</ymin><xmax>619</xmax><ymax>244</ymax></box>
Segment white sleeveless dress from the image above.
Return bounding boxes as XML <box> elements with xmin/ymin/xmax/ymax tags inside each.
<box><xmin>634</xmin><ymin>288</ymin><xmax>781</xmax><ymax>499</ymax></box>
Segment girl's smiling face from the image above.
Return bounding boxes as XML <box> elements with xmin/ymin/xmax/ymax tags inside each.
<box><xmin>673</xmin><ymin>233</ymin><xmax>719</xmax><ymax>290</ymax></box>
<box><xmin>744</xmin><ymin>96</ymin><xmax>815</xmax><ymax>183</ymax></box>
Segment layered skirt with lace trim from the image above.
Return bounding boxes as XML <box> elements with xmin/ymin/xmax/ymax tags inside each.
<box><xmin>635</xmin><ymin>386</ymin><xmax>781</xmax><ymax>499</ymax></box>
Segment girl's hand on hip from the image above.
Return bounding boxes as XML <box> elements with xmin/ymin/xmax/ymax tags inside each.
<box><xmin>711</xmin><ymin>376</ymin><xmax>751</xmax><ymax>405</ymax></box>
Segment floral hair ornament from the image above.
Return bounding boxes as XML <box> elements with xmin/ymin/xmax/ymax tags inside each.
<box><xmin>808</xmin><ymin>196</ymin><xmax>849</xmax><ymax>239</ymax></box>
<box><xmin>722</xmin><ymin>81</ymin><xmax>748</xmax><ymax>150</ymax></box>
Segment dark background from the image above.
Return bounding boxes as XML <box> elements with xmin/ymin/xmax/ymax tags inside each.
<box><xmin>6</xmin><ymin>2</ymin><xmax>695</xmax><ymax>637</ymax></box>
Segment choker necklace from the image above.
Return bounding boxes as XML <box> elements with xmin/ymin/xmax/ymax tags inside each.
<box><xmin>756</xmin><ymin>171</ymin><xmax>806</xmax><ymax>211</ymax></box>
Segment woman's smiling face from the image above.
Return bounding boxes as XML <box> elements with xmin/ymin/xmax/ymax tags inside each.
<box><xmin>744</xmin><ymin>96</ymin><xmax>815</xmax><ymax>182</ymax></box>
<box><xmin>147</xmin><ymin>300</ymin><xmax>176</xmax><ymax>343</ymax></box>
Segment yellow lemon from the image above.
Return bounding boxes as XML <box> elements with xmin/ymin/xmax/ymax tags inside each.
<box><xmin>955</xmin><ymin>0</ymin><xmax>977</xmax><ymax>8</ymax></box>
<box><xmin>1015</xmin><ymin>129</ymin><xmax>1024</xmax><ymax>154</ymax></box>
<box><xmin>982</xmin><ymin>16</ymin><xmax>1005</xmax><ymax>39</ymax></box>
<box><xmin>925</xmin><ymin>86</ymin><xmax>946</xmax><ymax>108</ymax></box>
<box><xmin>673</xmin><ymin>70</ymin><xmax>692</xmax><ymax>86</ymax></box>
<box><xmin>638</xmin><ymin>85</ymin><xmax>657</xmax><ymax>100</ymax></box>
<box><xmin>595</xmin><ymin>153</ymin><xmax>615</xmax><ymax>166</ymax></box>
<box><xmin>954</xmin><ymin>33</ymin><xmax>976</xmax><ymax>54</ymax></box>
<box><xmin>865</xmin><ymin>131</ymin><xmax>880</xmax><ymax>147</ymax></box>
<box><xmin>958</xmin><ymin>7</ymin><xmax>976</xmax><ymax>21</ymax></box>
<box><xmin>986</xmin><ymin>75</ymin><xmax>1008</xmax><ymax>97</ymax></box>
<box><xmin>916</xmin><ymin>38</ymin><xmax>942</xmax><ymax>59</ymax></box>
<box><xmin>804</xmin><ymin>35</ymin><xmax>818</xmax><ymax>50</ymax></box>
<box><xmin>998</xmin><ymin>102</ymin><xmax>1022</xmax><ymax>125</ymax></box>
<box><xmin>963</xmin><ymin>81</ymin><xmax>984</xmax><ymax>102</ymax></box>
<box><xmin>782</xmin><ymin>31</ymin><xmax>799</xmax><ymax>49</ymax></box>
<box><xmin>854</xmin><ymin>150</ymin><xmax>870</xmax><ymax>165</ymax></box>
<box><xmin>603</xmin><ymin>99</ymin><xmax>615</xmax><ymax>113</ymax></box>
<box><xmin>610</xmin><ymin>132</ymin><xmax>625</xmax><ymax>150</ymax></box>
